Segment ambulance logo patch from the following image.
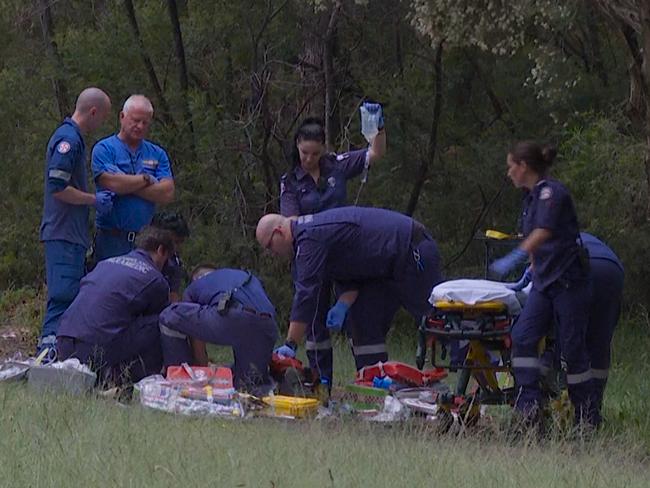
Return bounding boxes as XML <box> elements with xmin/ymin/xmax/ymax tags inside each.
<box><xmin>57</xmin><ymin>141</ymin><xmax>71</xmax><ymax>154</ymax></box>
<box><xmin>327</xmin><ymin>176</ymin><xmax>336</xmax><ymax>188</ymax></box>
<box><xmin>539</xmin><ymin>187</ymin><xmax>552</xmax><ymax>200</ymax></box>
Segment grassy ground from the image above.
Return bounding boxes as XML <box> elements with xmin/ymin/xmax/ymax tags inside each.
<box><xmin>1</xmin><ymin>290</ymin><xmax>649</xmax><ymax>487</ymax></box>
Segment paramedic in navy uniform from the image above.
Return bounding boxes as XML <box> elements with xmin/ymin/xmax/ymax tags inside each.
<box><xmin>278</xmin><ymin>105</ymin><xmax>386</xmax><ymax>382</ymax></box>
<box><xmin>92</xmin><ymin>94</ymin><xmax>175</xmax><ymax>261</ymax></box>
<box><xmin>489</xmin><ymin>141</ymin><xmax>596</xmax><ymax>428</ymax></box>
<box><xmin>256</xmin><ymin>206</ymin><xmax>441</xmax><ymax>372</ymax></box>
<box><xmin>38</xmin><ymin>87</ymin><xmax>113</xmax><ymax>360</ymax></box>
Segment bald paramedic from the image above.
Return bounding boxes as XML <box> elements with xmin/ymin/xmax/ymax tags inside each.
<box><xmin>92</xmin><ymin>94</ymin><xmax>175</xmax><ymax>261</ymax></box>
<box><xmin>38</xmin><ymin>87</ymin><xmax>113</xmax><ymax>360</ymax></box>
<box><xmin>57</xmin><ymin>226</ymin><xmax>174</xmax><ymax>385</ymax></box>
<box><xmin>256</xmin><ymin>207</ymin><xmax>442</xmax><ymax>370</ymax></box>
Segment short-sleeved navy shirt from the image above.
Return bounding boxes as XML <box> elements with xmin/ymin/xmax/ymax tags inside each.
<box><xmin>183</xmin><ymin>268</ymin><xmax>275</xmax><ymax>317</ymax></box>
<box><xmin>280</xmin><ymin>149</ymin><xmax>367</xmax><ymax>217</ymax></box>
<box><xmin>289</xmin><ymin>206</ymin><xmax>413</xmax><ymax>323</ymax></box>
<box><xmin>57</xmin><ymin>249</ymin><xmax>170</xmax><ymax>344</ymax></box>
<box><xmin>521</xmin><ymin>179</ymin><xmax>581</xmax><ymax>290</ymax></box>
<box><xmin>39</xmin><ymin>118</ymin><xmax>90</xmax><ymax>247</ymax></box>
<box><xmin>92</xmin><ymin>134</ymin><xmax>173</xmax><ymax>232</ymax></box>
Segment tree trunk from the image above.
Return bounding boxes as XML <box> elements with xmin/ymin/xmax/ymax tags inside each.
<box><xmin>123</xmin><ymin>0</ymin><xmax>174</xmax><ymax>128</ymax></box>
<box><xmin>38</xmin><ymin>0</ymin><xmax>70</xmax><ymax>118</ymax></box>
<box><xmin>167</xmin><ymin>0</ymin><xmax>196</xmax><ymax>160</ymax></box>
<box><xmin>406</xmin><ymin>42</ymin><xmax>444</xmax><ymax>216</ymax></box>
<box><xmin>323</xmin><ymin>0</ymin><xmax>342</xmax><ymax>150</ymax></box>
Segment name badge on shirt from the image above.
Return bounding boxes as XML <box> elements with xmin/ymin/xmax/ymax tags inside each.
<box><xmin>297</xmin><ymin>215</ymin><xmax>313</xmax><ymax>225</ymax></box>
<box><xmin>143</xmin><ymin>159</ymin><xmax>159</xmax><ymax>169</ymax></box>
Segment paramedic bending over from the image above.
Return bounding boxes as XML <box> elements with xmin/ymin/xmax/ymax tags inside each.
<box><xmin>489</xmin><ymin>141</ymin><xmax>596</xmax><ymax>428</ymax></box>
<box><xmin>277</xmin><ymin>104</ymin><xmax>386</xmax><ymax>383</ymax></box>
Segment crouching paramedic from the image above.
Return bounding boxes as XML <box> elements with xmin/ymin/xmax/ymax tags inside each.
<box><xmin>256</xmin><ymin>206</ymin><xmax>442</xmax><ymax>371</ymax></box>
<box><xmin>158</xmin><ymin>266</ymin><xmax>278</xmax><ymax>393</ymax></box>
<box><xmin>56</xmin><ymin>226</ymin><xmax>174</xmax><ymax>384</ymax></box>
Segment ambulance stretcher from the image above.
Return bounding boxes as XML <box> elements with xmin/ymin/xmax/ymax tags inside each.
<box><xmin>416</xmin><ymin>279</ymin><xmax>525</xmax><ymax>427</ymax></box>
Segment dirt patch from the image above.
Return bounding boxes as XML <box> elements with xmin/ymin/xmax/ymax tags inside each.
<box><xmin>0</xmin><ymin>325</ymin><xmax>35</xmax><ymax>360</ymax></box>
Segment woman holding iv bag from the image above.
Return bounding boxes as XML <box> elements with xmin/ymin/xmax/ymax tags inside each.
<box><xmin>276</xmin><ymin>102</ymin><xmax>386</xmax><ymax>385</ymax></box>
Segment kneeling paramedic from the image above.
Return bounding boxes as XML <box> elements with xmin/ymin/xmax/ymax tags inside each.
<box><xmin>158</xmin><ymin>266</ymin><xmax>278</xmax><ymax>394</ymax></box>
<box><xmin>256</xmin><ymin>206</ymin><xmax>442</xmax><ymax>371</ymax></box>
<box><xmin>56</xmin><ymin>226</ymin><xmax>174</xmax><ymax>385</ymax></box>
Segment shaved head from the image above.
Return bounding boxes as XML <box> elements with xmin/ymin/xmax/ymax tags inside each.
<box><xmin>75</xmin><ymin>87</ymin><xmax>110</xmax><ymax>114</ymax></box>
<box><xmin>72</xmin><ymin>87</ymin><xmax>111</xmax><ymax>133</ymax></box>
<box><xmin>256</xmin><ymin>214</ymin><xmax>294</xmax><ymax>258</ymax></box>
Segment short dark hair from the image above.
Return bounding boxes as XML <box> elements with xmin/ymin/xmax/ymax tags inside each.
<box><xmin>509</xmin><ymin>141</ymin><xmax>558</xmax><ymax>174</ymax></box>
<box><xmin>151</xmin><ymin>211</ymin><xmax>190</xmax><ymax>238</ymax></box>
<box><xmin>135</xmin><ymin>226</ymin><xmax>176</xmax><ymax>254</ymax></box>
<box><xmin>190</xmin><ymin>263</ymin><xmax>217</xmax><ymax>281</ymax></box>
<box><xmin>291</xmin><ymin>117</ymin><xmax>325</xmax><ymax>167</ymax></box>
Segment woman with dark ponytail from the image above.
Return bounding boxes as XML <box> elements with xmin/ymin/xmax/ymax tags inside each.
<box><xmin>275</xmin><ymin>104</ymin><xmax>386</xmax><ymax>384</ymax></box>
<box><xmin>489</xmin><ymin>141</ymin><xmax>597</xmax><ymax>429</ymax></box>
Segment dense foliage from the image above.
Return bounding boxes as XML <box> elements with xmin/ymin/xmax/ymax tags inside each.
<box><xmin>1</xmin><ymin>0</ymin><xmax>648</xmax><ymax>322</ymax></box>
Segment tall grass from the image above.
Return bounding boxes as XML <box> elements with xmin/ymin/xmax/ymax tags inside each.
<box><xmin>0</xmin><ymin>318</ymin><xmax>649</xmax><ymax>487</ymax></box>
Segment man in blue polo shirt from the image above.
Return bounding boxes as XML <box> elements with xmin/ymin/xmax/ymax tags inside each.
<box><xmin>38</xmin><ymin>87</ymin><xmax>113</xmax><ymax>361</ymax></box>
<box><xmin>92</xmin><ymin>94</ymin><xmax>175</xmax><ymax>261</ymax></box>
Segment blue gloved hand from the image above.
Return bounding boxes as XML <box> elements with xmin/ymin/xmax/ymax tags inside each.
<box><xmin>489</xmin><ymin>248</ymin><xmax>528</xmax><ymax>280</ymax></box>
<box><xmin>505</xmin><ymin>265</ymin><xmax>533</xmax><ymax>291</ymax></box>
<box><xmin>274</xmin><ymin>341</ymin><xmax>297</xmax><ymax>359</ymax></box>
<box><xmin>362</xmin><ymin>102</ymin><xmax>384</xmax><ymax>130</ymax></box>
<box><xmin>94</xmin><ymin>190</ymin><xmax>115</xmax><ymax>215</ymax></box>
<box><xmin>326</xmin><ymin>300</ymin><xmax>350</xmax><ymax>332</ymax></box>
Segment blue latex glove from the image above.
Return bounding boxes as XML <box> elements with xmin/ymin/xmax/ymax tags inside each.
<box><xmin>274</xmin><ymin>341</ymin><xmax>297</xmax><ymax>359</ymax></box>
<box><xmin>505</xmin><ymin>265</ymin><xmax>533</xmax><ymax>291</ymax></box>
<box><xmin>94</xmin><ymin>190</ymin><xmax>115</xmax><ymax>215</ymax></box>
<box><xmin>326</xmin><ymin>301</ymin><xmax>350</xmax><ymax>332</ymax></box>
<box><xmin>489</xmin><ymin>248</ymin><xmax>528</xmax><ymax>280</ymax></box>
<box><xmin>362</xmin><ymin>102</ymin><xmax>384</xmax><ymax>130</ymax></box>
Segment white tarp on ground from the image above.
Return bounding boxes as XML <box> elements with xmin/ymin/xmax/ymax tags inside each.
<box><xmin>429</xmin><ymin>279</ymin><xmax>522</xmax><ymax>315</ymax></box>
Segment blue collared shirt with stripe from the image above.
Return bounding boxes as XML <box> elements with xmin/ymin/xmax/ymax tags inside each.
<box><xmin>39</xmin><ymin>117</ymin><xmax>90</xmax><ymax>248</ymax></box>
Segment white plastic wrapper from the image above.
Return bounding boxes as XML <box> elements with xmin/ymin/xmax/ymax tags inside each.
<box><xmin>0</xmin><ymin>361</ymin><xmax>30</xmax><ymax>382</ymax></box>
<box><xmin>135</xmin><ymin>376</ymin><xmax>245</xmax><ymax>418</ymax></box>
<box><xmin>50</xmin><ymin>358</ymin><xmax>94</xmax><ymax>375</ymax></box>
<box><xmin>429</xmin><ymin>279</ymin><xmax>522</xmax><ymax>315</ymax></box>
<box><xmin>368</xmin><ymin>395</ymin><xmax>411</xmax><ymax>422</ymax></box>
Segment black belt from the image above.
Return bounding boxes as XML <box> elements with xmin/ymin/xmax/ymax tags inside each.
<box><xmin>98</xmin><ymin>228</ymin><xmax>138</xmax><ymax>242</ymax></box>
<box><xmin>229</xmin><ymin>301</ymin><xmax>273</xmax><ymax>319</ymax></box>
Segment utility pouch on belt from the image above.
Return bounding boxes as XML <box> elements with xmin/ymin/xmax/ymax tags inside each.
<box><xmin>215</xmin><ymin>271</ymin><xmax>253</xmax><ymax>316</ymax></box>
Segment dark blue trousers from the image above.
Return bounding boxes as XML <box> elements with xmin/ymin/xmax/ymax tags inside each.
<box><xmin>159</xmin><ymin>302</ymin><xmax>278</xmax><ymax>392</ymax></box>
<box><xmin>42</xmin><ymin>240</ymin><xmax>86</xmax><ymax>339</ymax></box>
<box><xmin>511</xmin><ymin>268</ymin><xmax>597</xmax><ymax>425</ymax></box>
<box><xmin>57</xmin><ymin>314</ymin><xmax>162</xmax><ymax>386</ymax></box>
<box><xmin>344</xmin><ymin>239</ymin><xmax>442</xmax><ymax>369</ymax></box>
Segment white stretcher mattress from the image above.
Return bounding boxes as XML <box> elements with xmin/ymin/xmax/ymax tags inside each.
<box><xmin>429</xmin><ymin>279</ymin><xmax>522</xmax><ymax>315</ymax></box>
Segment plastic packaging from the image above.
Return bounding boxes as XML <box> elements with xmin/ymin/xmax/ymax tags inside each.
<box><xmin>360</xmin><ymin>104</ymin><xmax>381</xmax><ymax>142</ymax></box>
<box><xmin>0</xmin><ymin>360</ymin><xmax>30</xmax><ymax>382</ymax></box>
<box><xmin>136</xmin><ymin>376</ymin><xmax>244</xmax><ymax>418</ymax></box>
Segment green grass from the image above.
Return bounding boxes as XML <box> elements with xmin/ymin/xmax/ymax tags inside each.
<box><xmin>0</xmin><ymin>316</ymin><xmax>649</xmax><ymax>487</ymax></box>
